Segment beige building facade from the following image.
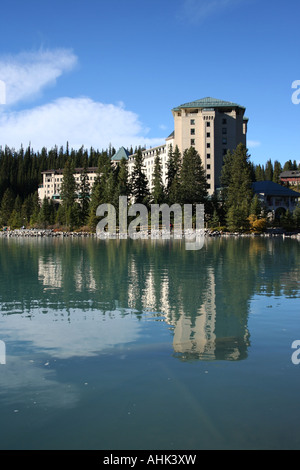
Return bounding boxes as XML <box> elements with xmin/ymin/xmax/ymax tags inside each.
<box><xmin>38</xmin><ymin>167</ymin><xmax>98</xmax><ymax>201</ymax></box>
<box><xmin>171</xmin><ymin>97</ymin><xmax>248</xmax><ymax>194</ymax></box>
<box><xmin>38</xmin><ymin>97</ymin><xmax>248</xmax><ymax>201</ymax></box>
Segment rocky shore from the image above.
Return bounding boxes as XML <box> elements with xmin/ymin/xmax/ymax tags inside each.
<box><xmin>0</xmin><ymin>228</ymin><xmax>299</xmax><ymax>240</ymax></box>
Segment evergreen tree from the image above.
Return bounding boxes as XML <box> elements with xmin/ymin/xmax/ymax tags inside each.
<box><xmin>117</xmin><ymin>157</ymin><xmax>131</xmax><ymax>197</ymax></box>
<box><xmin>220</xmin><ymin>150</ymin><xmax>234</xmax><ymax>188</ymax></box>
<box><xmin>250</xmin><ymin>194</ymin><xmax>262</xmax><ymax>217</ymax></box>
<box><xmin>0</xmin><ymin>187</ymin><xmax>15</xmax><ymax>226</ymax></box>
<box><xmin>8</xmin><ymin>210</ymin><xmax>22</xmax><ymax>229</ymax></box>
<box><xmin>273</xmin><ymin>161</ymin><xmax>282</xmax><ymax>184</ymax></box>
<box><xmin>130</xmin><ymin>148</ymin><xmax>150</xmax><ymax>205</ymax></box>
<box><xmin>209</xmin><ymin>209</ymin><xmax>220</xmax><ymax>228</ymax></box>
<box><xmin>224</xmin><ymin>144</ymin><xmax>253</xmax><ymax>231</ymax></box>
<box><xmin>87</xmin><ymin>154</ymin><xmax>111</xmax><ymax>230</ymax></box>
<box><xmin>265</xmin><ymin>159</ymin><xmax>273</xmax><ymax>181</ymax></box>
<box><xmin>151</xmin><ymin>151</ymin><xmax>165</xmax><ymax>205</ymax></box>
<box><xmin>38</xmin><ymin>197</ymin><xmax>52</xmax><ymax>227</ymax></box>
<box><xmin>60</xmin><ymin>158</ymin><xmax>78</xmax><ymax>229</ymax></box>
<box><xmin>29</xmin><ymin>191</ymin><xmax>41</xmax><ymax>226</ymax></box>
<box><xmin>60</xmin><ymin>158</ymin><xmax>77</xmax><ymax>208</ymax></box>
<box><xmin>255</xmin><ymin>164</ymin><xmax>265</xmax><ymax>181</ymax></box>
<box><xmin>166</xmin><ymin>145</ymin><xmax>181</xmax><ymax>204</ymax></box>
<box><xmin>293</xmin><ymin>205</ymin><xmax>300</xmax><ymax>228</ymax></box>
<box><xmin>283</xmin><ymin>160</ymin><xmax>293</xmax><ymax>171</ymax></box>
<box><xmin>88</xmin><ymin>176</ymin><xmax>102</xmax><ymax>230</ymax></box>
<box><xmin>179</xmin><ymin>146</ymin><xmax>208</xmax><ymax>207</ymax></box>
<box><xmin>78</xmin><ymin>157</ymin><xmax>90</xmax><ymax>226</ymax></box>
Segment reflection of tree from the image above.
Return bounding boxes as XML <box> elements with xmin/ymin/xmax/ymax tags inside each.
<box><xmin>0</xmin><ymin>236</ymin><xmax>299</xmax><ymax>362</ymax></box>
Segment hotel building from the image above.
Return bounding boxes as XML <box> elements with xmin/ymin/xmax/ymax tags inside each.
<box><xmin>38</xmin><ymin>97</ymin><xmax>248</xmax><ymax>201</ymax></box>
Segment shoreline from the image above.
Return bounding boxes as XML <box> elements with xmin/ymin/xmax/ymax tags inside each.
<box><xmin>1</xmin><ymin>228</ymin><xmax>300</xmax><ymax>240</ymax></box>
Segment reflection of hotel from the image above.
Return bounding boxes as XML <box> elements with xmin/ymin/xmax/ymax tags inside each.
<box><xmin>38</xmin><ymin>255</ymin><xmax>96</xmax><ymax>292</ymax></box>
<box><xmin>170</xmin><ymin>268</ymin><xmax>250</xmax><ymax>361</ymax></box>
<box><xmin>38</xmin><ymin>97</ymin><xmax>248</xmax><ymax>200</ymax></box>
<box><xmin>38</xmin><ymin>256</ymin><xmax>63</xmax><ymax>289</ymax></box>
<box><xmin>37</xmin><ymin>245</ymin><xmax>250</xmax><ymax>361</ymax></box>
<box><xmin>128</xmin><ymin>254</ymin><xmax>250</xmax><ymax>361</ymax></box>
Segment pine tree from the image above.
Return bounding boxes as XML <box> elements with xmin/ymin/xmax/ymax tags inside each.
<box><xmin>60</xmin><ymin>158</ymin><xmax>77</xmax><ymax>208</ymax></box>
<box><xmin>0</xmin><ymin>187</ymin><xmax>15</xmax><ymax>226</ymax></box>
<box><xmin>151</xmin><ymin>151</ymin><xmax>165</xmax><ymax>205</ymax></box>
<box><xmin>179</xmin><ymin>147</ymin><xmax>208</xmax><ymax>207</ymax></box>
<box><xmin>130</xmin><ymin>148</ymin><xmax>150</xmax><ymax>205</ymax></box>
<box><xmin>60</xmin><ymin>157</ymin><xmax>78</xmax><ymax>229</ymax></box>
<box><xmin>224</xmin><ymin>143</ymin><xmax>253</xmax><ymax>231</ymax></box>
<box><xmin>293</xmin><ymin>205</ymin><xmax>300</xmax><ymax>228</ymax></box>
<box><xmin>265</xmin><ymin>159</ymin><xmax>273</xmax><ymax>181</ymax></box>
<box><xmin>117</xmin><ymin>157</ymin><xmax>131</xmax><ymax>197</ymax></box>
<box><xmin>166</xmin><ymin>145</ymin><xmax>181</xmax><ymax>205</ymax></box>
<box><xmin>38</xmin><ymin>197</ymin><xmax>51</xmax><ymax>227</ymax></box>
<box><xmin>88</xmin><ymin>176</ymin><xmax>102</xmax><ymax>230</ymax></box>
<box><xmin>220</xmin><ymin>150</ymin><xmax>234</xmax><ymax>188</ymax></box>
<box><xmin>29</xmin><ymin>191</ymin><xmax>41</xmax><ymax>227</ymax></box>
<box><xmin>250</xmin><ymin>194</ymin><xmax>262</xmax><ymax>216</ymax></box>
<box><xmin>255</xmin><ymin>164</ymin><xmax>265</xmax><ymax>181</ymax></box>
<box><xmin>78</xmin><ymin>157</ymin><xmax>90</xmax><ymax>226</ymax></box>
<box><xmin>273</xmin><ymin>161</ymin><xmax>282</xmax><ymax>184</ymax></box>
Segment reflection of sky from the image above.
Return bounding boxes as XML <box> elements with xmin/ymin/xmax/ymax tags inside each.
<box><xmin>0</xmin><ymin>355</ymin><xmax>80</xmax><ymax>410</ymax></box>
<box><xmin>0</xmin><ymin>308</ymin><xmax>142</xmax><ymax>360</ymax></box>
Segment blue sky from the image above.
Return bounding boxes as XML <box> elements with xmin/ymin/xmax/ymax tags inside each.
<box><xmin>0</xmin><ymin>0</ymin><xmax>299</xmax><ymax>166</ymax></box>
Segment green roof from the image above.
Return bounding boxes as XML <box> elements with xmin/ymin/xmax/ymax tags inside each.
<box><xmin>172</xmin><ymin>97</ymin><xmax>245</xmax><ymax>111</ymax></box>
<box><xmin>111</xmin><ymin>147</ymin><xmax>130</xmax><ymax>161</ymax></box>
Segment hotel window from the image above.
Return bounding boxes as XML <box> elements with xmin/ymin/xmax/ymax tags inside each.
<box><xmin>222</xmin><ymin>118</ymin><xmax>227</xmax><ymax>124</ymax></box>
<box><xmin>191</xmin><ymin>139</ymin><xmax>195</xmax><ymax>146</ymax></box>
<box><xmin>191</xmin><ymin>128</ymin><xmax>195</xmax><ymax>135</ymax></box>
<box><xmin>222</xmin><ymin>138</ymin><xmax>227</xmax><ymax>145</ymax></box>
<box><xmin>206</xmin><ymin>122</ymin><xmax>210</xmax><ymax>127</ymax></box>
<box><xmin>190</xmin><ymin>119</ymin><xmax>195</xmax><ymax>125</ymax></box>
<box><xmin>206</xmin><ymin>132</ymin><xmax>210</xmax><ymax>138</ymax></box>
<box><xmin>207</xmin><ymin>143</ymin><xmax>210</xmax><ymax>148</ymax></box>
<box><xmin>207</xmin><ymin>183</ymin><xmax>211</xmax><ymax>189</ymax></box>
<box><xmin>207</xmin><ymin>174</ymin><xmax>211</xmax><ymax>179</ymax></box>
<box><xmin>207</xmin><ymin>164</ymin><xmax>211</xmax><ymax>170</ymax></box>
<box><xmin>207</xmin><ymin>153</ymin><xmax>211</xmax><ymax>159</ymax></box>
<box><xmin>223</xmin><ymin>149</ymin><xmax>227</xmax><ymax>155</ymax></box>
<box><xmin>222</xmin><ymin>128</ymin><xmax>227</xmax><ymax>134</ymax></box>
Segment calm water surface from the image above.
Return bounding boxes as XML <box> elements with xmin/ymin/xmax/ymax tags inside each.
<box><xmin>0</xmin><ymin>236</ymin><xmax>299</xmax><ymax>450</ymax></box>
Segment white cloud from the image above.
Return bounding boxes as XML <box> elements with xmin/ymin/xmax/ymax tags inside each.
<box><xmin>0</xmin><ymin>97</ymin><xmax>163</xmax><ymax>151</ymax></box>
<box><xmin>0</xmin><ymin>48</ymin><xmax>77</xmax><ymax>106</ymax></box>
<box><xmin>247</xmin><ymin>140</ymin><xmax>261</xmax><ymax>148</ymax></box>
<box><xmin>179</xmin><ymin>0</ymin><xmax>245</xmax><ymax>23</ymax></box>
<box><xmin>0</xmin><ymin>49</ymin><xmax>164</xmax><ymax>151</ymax></box>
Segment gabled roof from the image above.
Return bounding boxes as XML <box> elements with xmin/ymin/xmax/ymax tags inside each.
<box><xmin>172</xmin><ymin>97</ymin><xmax>245</xmax><ymax>112</ymax></box>
<box><xmin>111</xmin><ymin>146</ymin><xmax>130</xmax><ymax>161</ymax></box>
<box><xmin>280</xmin><ymin>171</ymin><xmax>300</xmax><ymax>178</ymax></box>
<box><xmin>252</xmin><ymin>181</ymin><xmax>300</xmax><ymax>197</ymax></box>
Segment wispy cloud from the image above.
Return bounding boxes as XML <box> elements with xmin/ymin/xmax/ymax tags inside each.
<box><xmin>0</xmin><ymin>49</ymin><xmax>163</xmax><ymax>151</ymax></box>
<box><xmin>179</xmin><ymin>0</ymin><xmax>244</xmax><ymax>23</ymax></box>
<box><xmin>0</xmin><ymin>48</ymin><xmax>77</xmax><ymax>106</ymax></box>
<box><xmin>247</xmin><ymin>140</ymin><xmax>261</xmax><ymax>148</ymax></box>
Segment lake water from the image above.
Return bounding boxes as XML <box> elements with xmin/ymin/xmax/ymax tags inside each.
<box><xmin>0</xmin><ymin>236</ymin><xmax>299</xmax><ymax>450</ymax></box>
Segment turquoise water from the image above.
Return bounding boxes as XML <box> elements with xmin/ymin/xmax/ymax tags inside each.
<box><xmin>0</xmin><ymin>236</ymin><xmax>299</xmax><ymax>450</ymax></box>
